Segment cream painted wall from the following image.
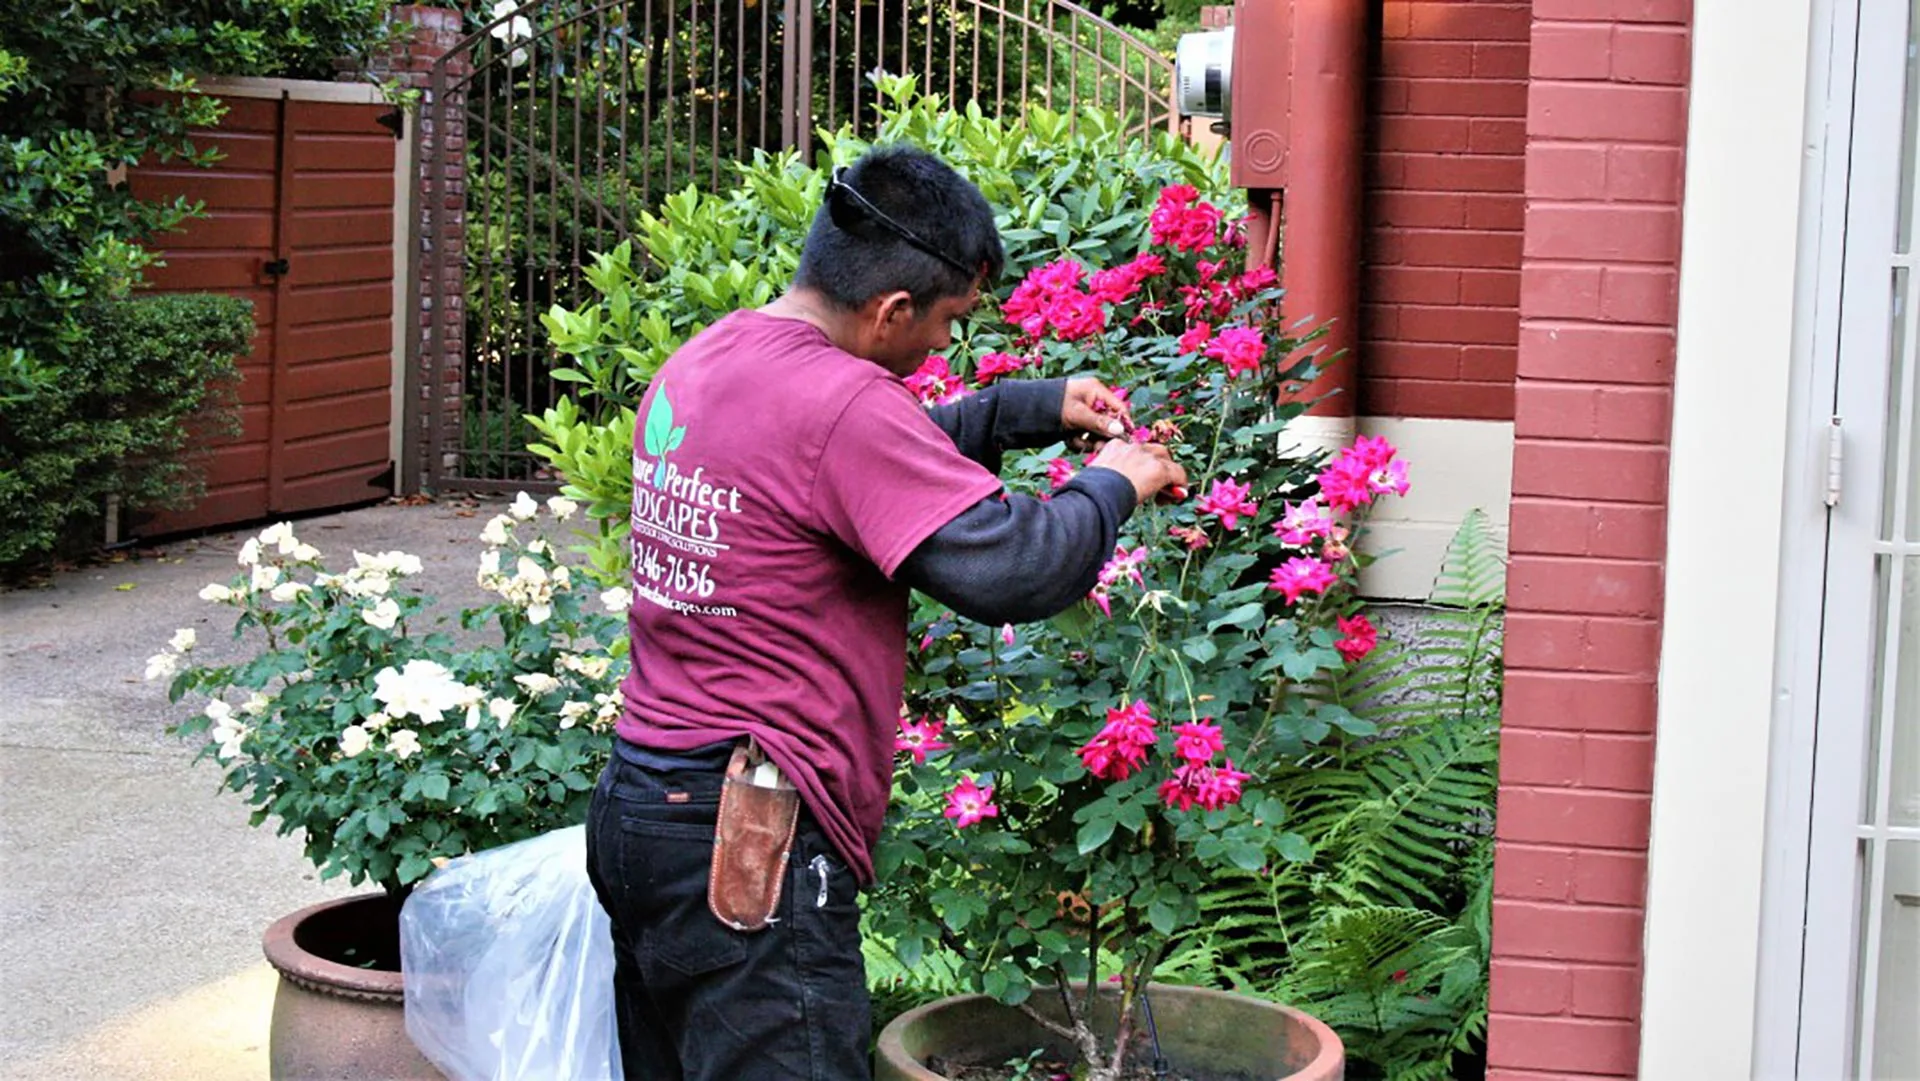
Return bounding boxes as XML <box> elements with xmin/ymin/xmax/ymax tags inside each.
<box><xmin>1353</xmin><ymin>417</ymin><xmax>1514</xmax><ymax>602</ymax></box>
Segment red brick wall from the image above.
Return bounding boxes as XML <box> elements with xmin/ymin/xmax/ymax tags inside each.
<box><xmin>1361</xmin><ymin>1</ymin><xmax>1530</xmax><ymax>421</ymax></box>
<box><xmin>360</xmin><ymin>5</ymin><xmax>467</xmax><ymax>493</ymax></box>
<box><xmin>1489</xmin><ymin>1</ymin><xmax>1690</xmax><ymax>1077</ymax></box>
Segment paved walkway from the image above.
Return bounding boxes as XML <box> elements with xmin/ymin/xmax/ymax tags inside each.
<box><xmin>0</xmin><ymin>498</ymin><xmax>528</xmax><ymax>1080</ymax></box>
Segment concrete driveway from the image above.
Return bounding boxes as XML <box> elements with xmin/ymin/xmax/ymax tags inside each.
<box><xmin>0</xmin><ymin>497</ymin><xmax>545</xmax><ymax>1080</ymax></box>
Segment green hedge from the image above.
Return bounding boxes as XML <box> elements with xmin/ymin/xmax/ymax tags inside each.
<box><xmin>1</xmin><ymin>292</ymin><xmax>253</xmax><ymax>568</ymax></box>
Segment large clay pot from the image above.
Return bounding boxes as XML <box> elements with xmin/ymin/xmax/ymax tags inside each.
<box><xmin>876</xmin><ymin>983</ymin><xmax>1344</xmax><ymax>1081</ymax></box>
<box><xmin>262</xmin><ymin>892</ymin><xmax>446</xmax><ymax>1080</ymax></box>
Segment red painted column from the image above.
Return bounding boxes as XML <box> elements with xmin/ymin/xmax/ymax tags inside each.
<box><xmin>1231</xmin><ymin>0</ymin><xmax>1368</xmax><ymax>434</ymax></box>
<box><xmin>1488</xmin><ymin>1</ymin><xmax>1692</xmax><ymax>1077</ymax></box>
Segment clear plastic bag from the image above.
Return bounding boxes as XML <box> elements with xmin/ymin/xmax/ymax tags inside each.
<box><xmin>400</xmin><ymin>825</ymin><xmax>622</xmax><ymax>1081</ymax></box>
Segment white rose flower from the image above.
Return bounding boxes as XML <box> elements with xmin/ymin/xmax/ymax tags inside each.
<box><xmin>526</xmin><ymin>602</ymin><xmax>552</xmax><ymax>625</ymax></box>
<box><xmin>560</xmin><ymin>653</ymin><xmax>613</xmax><ymax>681</ymax></box>
<box><xmin>339</xmin><ymin>724</ymin><xmax>372</xmax><ymax>758</ymax></box>
<box><xmin>354</xmin><ymin>550</ymin><xmax>424</xmax><ymax>578</ymax></box>
<box><xmin>480</xmin><ymin>514</ymin><xmax>514</xmax><ymax>547</ymax></box>
<box><xmin>291</xmin><ymin>543</ymin><xmax>323</xmax><ymax>563</ymax></box>
<box><xmin>169</xmin><ymin>628</ymin><xmax>196</xmax><ymax>653</ymax></box>
<box><xmin>388</xmin><ymin>729</ymin><xmax>422</xmax><ymax>760</ymax></box>
<box><xmin>250</xmin><ymin>564</ymin><xmax>281</xmax><ymax>592</ymax></box>
<box><xmin>559</xmin><ymin>700</ymin><xmax>592</xmax><ymax>730</ymax></box>
<box><xmin>341</xmin><ymin>568</ymin><xmax>392</xmax><ymax>598</ymax></box>
<box><xmin>488</xmin><ymin>697</ymin><xmax>517</xmax><ymax>729</ymax></box>
<box><xmin>242</xmin><ymin>692</ymin><xmax>273</xmax><ymax>717</ymax></box>
<box><xmin>204</xmin><ymin>699</ymin><xmax>233</xmax><ymax>723</ymax></box>
<box><xmin>547</xmin><ymin>496</ymin><xmax>579</xmax><ymax>520</ymax></box>
<box><xmin>198</xmin><ymin>583</ymin><xmax>235</xmax><ymax>603</ymax></box>
<box><xmin>526</xmin><ymin>539</ymin><xmax>550</xmax><ymax>557</ymax></box>
<box><xmin>478</xmin><ymin>549</ymin><xmax>502</xmax><ymax>580</ymax></box>
<box><xmin>509</xmin><ymin>491</ymin><xmax>539</xmax><ymax>520</ymax></box>
<box><xmin>237</xmin><ymin>538</ymin><xmax>261</xmax><ymax>567</ymax></box>
<box><xmin>553</xmin><ymin>565</ymin><xmax>572</xmax><ymax>590</ymax></box>
<box><xmin>214</xmin><ymin>728</ymin><xmax>248</xmax><ymax>761</ymax></box>
<box><xmin>270</xmin><ymin>581</ymin><xmax>311</xmax><ymax>603</ymax></box>
<box><xmin>514</xmin><ymin>673</ymin><xmax>562</xmax><ymax>696</ymax></box>
<box><xmin>259</xmin><ymin>522</ymin><xmax>300</xmax><ymax>555</ymax></box>
<box><xmin>466</xmin><ymin>702</ymin><xmax>483</xmax><ymax>730</ymax></box>
<box><xmin>372</xmin><ymin>660</ymin><xmax>474</xmax><ymax>724</ymax></box>
<box><xmin>362</xmin><ymin>598</ymin><xmax>401</xmax><ymax>630</ymax></box>
<box><xmin>593</xmin><ymin>691</ymin><xmax>621</xmax><ymax>728</ymax></box>
<box><xmin>145</xmin><ymin>652</ymin><xmax>179</xmax><ymax>681</ymax></box>
<box><xmin>600</xmin><ymin>586</ymin><xmax>633</xmax><ymax>613</ymax></box>
<box><xmin>363</xmin><ymin>711</ymin><xmax>392</xmax><ymax>731</ymax></box>
<box><xmin>211</xmin><ymin>714</ymin><xmax>250</xmax><ymax>761</ymax></box>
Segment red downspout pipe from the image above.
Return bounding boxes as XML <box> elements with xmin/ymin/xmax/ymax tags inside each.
<box><xmin>1232</xmin><ymin>0</ymin><xmax>1368</xmax><ymax>434</ymax></box>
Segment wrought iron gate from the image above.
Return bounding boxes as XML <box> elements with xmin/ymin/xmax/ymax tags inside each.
<box><xmin>412</xmin><ymin>0</ymin><xmax>1175</xmax><ymax>491</ymax></box>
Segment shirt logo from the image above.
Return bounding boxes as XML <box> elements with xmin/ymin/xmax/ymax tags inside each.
<box><xmin>642</xmin><ymin>388</ymin><xmax>688</xmax><ymax>490</ymax></box>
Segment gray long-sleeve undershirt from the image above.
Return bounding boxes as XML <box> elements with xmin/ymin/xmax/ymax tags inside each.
<box><xmin>896</xmin><ymin>377</ymin><xmax>1138</xmax><ymax>625</ymax></box>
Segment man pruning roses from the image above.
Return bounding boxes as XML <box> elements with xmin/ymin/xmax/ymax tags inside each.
<box><xmin>585</xmin><ymin>144</ymin><xmax>1187</xmax><ymax>1080</ymax></box>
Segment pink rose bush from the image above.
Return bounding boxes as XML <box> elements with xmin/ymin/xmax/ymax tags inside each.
<box><xmin>871</xmin><ymin>182</ymin><xmax>1412</xmax><ymax>1080</ymax></box>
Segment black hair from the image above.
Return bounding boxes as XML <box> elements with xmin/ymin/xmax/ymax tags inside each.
<box><xmin>793</xmin><ymin>144</ymin><xmax>1005</xmax><ymax>312</ymax></box>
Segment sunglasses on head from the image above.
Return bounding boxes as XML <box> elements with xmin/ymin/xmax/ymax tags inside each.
<box><xmin>826</xmin><ymin>166</ymin><xmax>978</xmax><ymax>281</ymax></box>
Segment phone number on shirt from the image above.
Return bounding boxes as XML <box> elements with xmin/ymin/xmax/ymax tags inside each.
<box><xmin>633</xmin><ymin>539</ymin><xmax>717</xmax><ymax>599</ymax></box>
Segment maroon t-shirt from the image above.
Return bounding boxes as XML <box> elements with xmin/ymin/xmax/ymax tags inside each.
<box><xmin>615</xmin><ymin>309</ymin><xmax>1003</xmax><ymax>882</ymax></box>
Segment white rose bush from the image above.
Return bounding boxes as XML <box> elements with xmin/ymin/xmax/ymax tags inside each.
<box><xmin>158</xmin><ymin>499</ymin><xmax>629</xmax><ymax>894</ymax></box>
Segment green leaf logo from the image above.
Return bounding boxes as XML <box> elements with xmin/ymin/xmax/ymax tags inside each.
<box><xmin>642</xmin><ymin>388</ymin><xmax>688</xmax><ymax>487</ymax></box>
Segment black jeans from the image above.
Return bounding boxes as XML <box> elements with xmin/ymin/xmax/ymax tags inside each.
<box><xmin>585</xmin><ymin>739</ymin><xmax>873</xmax><ymax>1081</ymax></box>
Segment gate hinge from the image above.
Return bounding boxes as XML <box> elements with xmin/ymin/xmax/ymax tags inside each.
<box><xmin>377</xmin><ymin>108</ymin><xmax>404</xmax><ymax>139</ymax></box>
<box><xmin>1824</xmin><ymin>416</ymin><xmax>1844</xmax><ymax>508</ymax></box>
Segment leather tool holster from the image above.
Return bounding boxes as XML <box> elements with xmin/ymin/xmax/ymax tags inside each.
<box><xmin>707</xmin><ymin>739</ymin><xmax>800</xmax><ymax>932</ymax></box>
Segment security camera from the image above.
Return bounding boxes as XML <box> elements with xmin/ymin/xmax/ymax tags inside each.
<box><xmin>1175</xmin><ymin>28</ymin><xmax>1234</xmax><ymax>120</ymax></box>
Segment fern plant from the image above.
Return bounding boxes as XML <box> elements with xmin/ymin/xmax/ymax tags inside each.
<box><xmin>1172</xmin><ymin>510</ymin><xmax>1506</xmax><ymax>1080</ymax></box>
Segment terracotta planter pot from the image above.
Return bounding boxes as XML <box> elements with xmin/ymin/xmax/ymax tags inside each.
<box><xmin>261</xmin><ymin>892</ymin><xmax>446</xmax><ymax>1080</ymax></box>
<box><xmin>876</xmin><ymin>983</ymin><xmax>1344</xmax><ymax>1081</ymax></box>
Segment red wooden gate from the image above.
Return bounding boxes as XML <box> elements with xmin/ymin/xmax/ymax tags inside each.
<box><xmin>130</xmin><ymin>89</ymin><xmax>399</xmax><ymax>536</ymax></box>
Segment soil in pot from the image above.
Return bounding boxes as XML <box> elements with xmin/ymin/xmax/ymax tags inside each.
<box><xmin>929</xmin><ymin>1052</ymin><xmax>1265</xmax><ymax>1081</ymax></box>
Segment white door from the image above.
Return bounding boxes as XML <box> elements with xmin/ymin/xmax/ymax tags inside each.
<box><xmin>1799</xmin><ymin>0</ymin><xmax>1920</xmax><ymax>1076</ymax></box>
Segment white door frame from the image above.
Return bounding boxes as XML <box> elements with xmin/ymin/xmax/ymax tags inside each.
<box><xmin>1752</xmin><ymin>0</ymin><xmax>1864</xmax><ymax>1072</ymax></box>
<box><xmin>1756</xmin><ymin>0</ymin><xmax>1917</xmax><ymax>1075</ymax></box>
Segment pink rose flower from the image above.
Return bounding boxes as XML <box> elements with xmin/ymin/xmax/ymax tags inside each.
<box><xmin>944</xmin><ymin>776</ymin><xmax>999</xmax><ymax>829</ymax></box>
<box><xmin>1335</xmin><ymin>613</ymin><xmax>1378</xmax><ymax>663</ymax></box>
<box><xmin>1269</xmin><ymin>557</ymin><xmax>1338</xmax><ymax>604</ymax></box>
<box><xmin>904</xmin><ymin>355</ymin><xmax>966</xmax><ymax>405</ymax></box>
<box><xmin>1195</xmin><ymin>477</ymin><xmax>1259</xmax><ymax>531</ymax></box>
<box><xmin>1158</xmin><ymin>758</ymin><xmax>1248</xmax><ymax>812</ymax></box>
<box><xmin>895</xmin><ymin>715</ymin><xmax>951</xmax><ymax>765</ymax></box>
<box><xmin>1274</xmin><ymin>497</ymin><xmax>1335</xmax><ymax>547</ymax></box>
<box><xmin>1173</xmin><ymin>720</ymin><xmax>1225</xmax><ymax>765</ymax></box>
<box><xmin>1204</xmin><ymin>326</ymin><xmax>1265</xmax><ymax>378</ymax></box>
<box><xmin>1080</xmin><ymin>700</ymin><xmax>1160</xmax><ymax>781</ymax></box>
<box><xmin>1177</xmin><ymin>322</ymin><xmax>1212</xmax><ymax>355</ymax></box>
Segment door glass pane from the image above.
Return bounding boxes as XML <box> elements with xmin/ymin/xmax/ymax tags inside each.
<box><xmin>1887</xmin><ymin>557</ymin><xmax>1920</xmax><ymax>828</ymax></box>
<box><xmin>1887</xmin><ymin>269</ymin><xmax>1912</xmax><ymax>542</ymax></box>
<box><xmin>1860</xmin><ymin>840</ymin><xmax>1920</xmax><ymax>1077</ymax></box>
<box><xmin>1901</xmin><ymin>7</ymin><xmax>1918</xmax><ymax>252</ymax></box>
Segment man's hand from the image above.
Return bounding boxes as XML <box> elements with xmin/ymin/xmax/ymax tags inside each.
<box><xmin>1061</xmin><ymin>377</ymin><xmax>1133</xmax><ymax>441</ymax></box>
<box><xmin>1088</xmin><ymin>439</ymin><xmax>1189</xmax><ymax>506</ymax></box>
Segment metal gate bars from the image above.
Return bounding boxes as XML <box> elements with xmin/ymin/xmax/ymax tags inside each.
<box><xmin>411</xmin><ymin>0</ymin><xmax>1173</xmax><ymax>491</ymax></box>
